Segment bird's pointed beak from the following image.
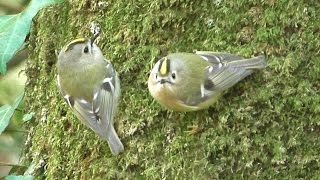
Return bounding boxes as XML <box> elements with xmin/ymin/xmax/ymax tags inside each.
<box><xmin>90</xmin><ymin>31</ymin><xmax>100</xmax><ymax>46</ymax></box>
<box><xmin>160</xmin><ymin>79</ymin><xmax>166</xmax><ymax>84</ymax></box>
<box><xmin>158</xmin><ymin>78</ymin><xmax>173</xmax><ymax>85</ymax></box>
<box><xmin>86</xmin><ymin>31</ymin><xmax>100</xmax><ymax>54</ymax></box>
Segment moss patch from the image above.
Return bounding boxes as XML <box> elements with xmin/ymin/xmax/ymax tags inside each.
<box><xmin>24</xmin><ymin>0</ymin><xmax>320</xmax><ymax>179</ymax></box>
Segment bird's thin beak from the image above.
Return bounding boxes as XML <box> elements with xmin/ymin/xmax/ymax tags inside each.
<box><xmin>158</xmin><ymin>79</ymin><xmax>173</xmax><ymax>85</ymax></box>
<box><xmin>160</xmin><ymin>79</ymin><xmax>166</xmax><ymax>84</ymax></box>
<box><xmin>90</xmin><ymin>31</ymin><xmax>100</xmax><ymax>46</ymax></box>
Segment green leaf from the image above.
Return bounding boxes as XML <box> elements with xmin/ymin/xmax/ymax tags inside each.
<box><xmin>6</xmin><ymin>162</ymin><xmax>36</xmax><ymax>177</ymax></box>
<box><xmin>0</xmin><ymin>91</ymin><xmax>24</xmax><ymax>134</ymax></box>
<box><xmin>0</xmin><ymin>105</ymin><xmax>13</xmax><ymax>134</ymax></box>
<box><xmin>8</xmin><ymin>164</ymin><xmax>29</xmax><ymax>176</ymax></box>
<box><xmin>24</xmin><ymin>163</ymin><xmax>36</xmax><ymax>175</ymax></box>
<box><xmin>5</xmin><ymin>175</ymin><xmax>34</xmax><ymax>180</ymax></box>
<box><xmin>0</xmin><ymin>0</ymin><xmax>64</xmax><ymax>75</ymax></box>
<box><xmin>22</xmin><ymin>112</ymin><xmax>35</xmax><ymax>122</ymax></box>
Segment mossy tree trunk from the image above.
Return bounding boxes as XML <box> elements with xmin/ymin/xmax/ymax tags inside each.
<box><xmin>25</xmin><ymin>0</ymin><xmax>320</xmax><ymax>179</ymax></box>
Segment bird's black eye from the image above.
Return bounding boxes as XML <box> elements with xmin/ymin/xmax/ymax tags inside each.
<box><xmin>155</xmin><ymin>73</ymin><xmax>158</xmax><ymax>79</ymax></box>
<box><xmin>172</xmin><ymin>72</ymin><xmax>176</xmax><ymax>79</ymax></box>
<box><xmin>83</xmin><ymin>46</ymin><xmax>89</xmax><ymax>53</ymax></box>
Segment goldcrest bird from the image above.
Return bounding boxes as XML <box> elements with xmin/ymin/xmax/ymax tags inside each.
<box><xmin>56</xmin><ymin>33</ymin><xmax>124</xmax><ymax>155</ymax></box>
<box><xmin>148</xmin><ymin>51</ymin><xmax>266</xmax><ymax>111</ymax></box>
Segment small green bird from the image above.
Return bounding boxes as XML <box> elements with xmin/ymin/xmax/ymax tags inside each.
<box><xmin>148</xmin><ymin>51</ymin><xmax>266</xmax><ymax>111</ymax></box>
<box><xmin>56</xmin><ymin>33</ymin><xmax>124</xmax><ymax>155</ymax></box>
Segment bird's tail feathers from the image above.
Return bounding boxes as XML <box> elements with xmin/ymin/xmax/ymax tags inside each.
<box><xmin>105</xmin><ymin>125</ymin><xmax>124</xmax><ymax>155</ymax></box>
<box><xmin>228</xmin><ymin>55</ymin><xmax>267</xmax><ymax>69</ymax></box>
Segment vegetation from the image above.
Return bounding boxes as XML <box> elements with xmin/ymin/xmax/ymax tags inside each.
<box><xmin>24</xmin><ymin>0</ymin><xmax>320</xmax><ymax>178</ymax></box>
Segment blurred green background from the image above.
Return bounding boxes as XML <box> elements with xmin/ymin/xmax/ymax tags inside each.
<box><xmin>0</xmin><ymin>0</ymin><xmax>29</xmax><ymax>15</ymax></box>
<box><xmin>0</xmin><ymin>0</ymin><xmax>30</xmax><ymax>177</ymax></box>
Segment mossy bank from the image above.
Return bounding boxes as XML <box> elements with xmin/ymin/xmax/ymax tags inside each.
<box><xmin>24</xmin><ymin>0</ymin><xmax>320</xmax><ymax>179</ymax></box>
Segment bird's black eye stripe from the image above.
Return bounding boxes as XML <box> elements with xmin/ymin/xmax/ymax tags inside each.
<box><xmin>83</xmin><ymin>46</ymin><xmax>89</xmax><ymax>53</ymax></box>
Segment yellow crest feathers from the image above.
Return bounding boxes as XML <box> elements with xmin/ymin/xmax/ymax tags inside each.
<box><xmin>63</xmin><ymin>38</ymin><xmax>87</xmax><ymax>52</ymax></box>
<box><xmin>159</xmin><ymin>57</ymin><xmax>170</xmax><ymax>76</ymax></box>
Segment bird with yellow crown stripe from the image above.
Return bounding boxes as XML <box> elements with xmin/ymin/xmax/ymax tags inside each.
<box><xmin>148</xmin><ymin>52</ymin><xmax>267</xmax><ymax>112</ymax></box>
<box><xmin>56</xmin><ymin>31</ymin><xmax>124</xmax><ymax>155</ymax></box>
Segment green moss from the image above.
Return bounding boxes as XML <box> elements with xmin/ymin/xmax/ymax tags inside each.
<box><xmin>24</xmin><ymin>0</ymin><xmax>320</xmax><ymax>179</ymax></box>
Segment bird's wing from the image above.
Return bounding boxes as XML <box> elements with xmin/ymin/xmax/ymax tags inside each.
<box><xmin>57</xmin><ymin>61</ymin><xmax>120</xmax><ymax>139</ymax></box>
<box><xmin>87</xmin><ymin>62</ymin><xmax>123</xmax><ymax>155</ymax></box>
<box><xmin>92</xmin><ymin>62</ymin><xmax>121</xmax><ymax>136</ymax></box>
<box><xmin>183</xmin><ymin>52</ymin><xmax>253</xmax><ymax>106</ymax></box>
